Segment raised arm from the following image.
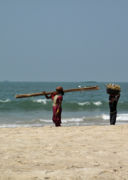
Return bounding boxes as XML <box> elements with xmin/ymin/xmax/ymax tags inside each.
<box><xmin>43</xmin><ymin>91</ymin><xmax>52</xmax><ymax>99</ymax></box>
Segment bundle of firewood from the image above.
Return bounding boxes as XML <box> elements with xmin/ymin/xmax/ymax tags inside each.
<box><xmin>106</xmin><ymin>84</ymin><xmax>121</xmax><ymax>95</ymax></box>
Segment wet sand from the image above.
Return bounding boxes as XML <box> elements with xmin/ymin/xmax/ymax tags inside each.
<box><xmin>0</xmin><ymin>125</ymin><xmax>128</xmax><ymax>180</ymax></box>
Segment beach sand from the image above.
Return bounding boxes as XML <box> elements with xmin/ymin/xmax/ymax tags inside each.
<box><xmin>0</xmin><ymin>125</ymin><xmax>128</xmax><ymax>180</ymax></box>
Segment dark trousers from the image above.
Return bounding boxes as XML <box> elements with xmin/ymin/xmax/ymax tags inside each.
<box><xmin>110</xmin><ymin>111</ymin><xmax>117</xmax><ymax>125</ymax></box>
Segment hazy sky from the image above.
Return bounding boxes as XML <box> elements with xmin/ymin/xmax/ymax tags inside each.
<box><xmin>0</xmin><ymin>0</ymin><xmax>128</xmax><ymax>82</ymax></box>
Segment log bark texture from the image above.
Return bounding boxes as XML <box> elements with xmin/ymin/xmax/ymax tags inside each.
<box><xmin>15</xmin><ymin>86</ymin><xmax>99</xmax><ymax>98</ymax></box>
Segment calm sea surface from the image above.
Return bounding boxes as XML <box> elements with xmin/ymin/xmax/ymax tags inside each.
<box><xmin>0</xmin><ymin>81</ymin><xmax>128</xmax><ymax>127</ymax></box>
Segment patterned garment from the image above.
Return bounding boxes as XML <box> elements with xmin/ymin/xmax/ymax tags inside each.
<box><xmin>52</xmin><ymin>94</ymin><xmax>63</xmax><ymax>126</ymax></box>
<box><xmin>109</xmin><ymin>94</ymin><xmax>120</xmax><ymax>125</ymax></box>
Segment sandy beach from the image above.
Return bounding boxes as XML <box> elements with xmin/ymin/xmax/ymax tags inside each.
<box><xmin>0</xmin><ymin>125</ymin><xmax>128</xmax><ymax>180</ymax></box>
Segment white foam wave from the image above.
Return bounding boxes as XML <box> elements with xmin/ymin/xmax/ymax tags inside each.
<box><xmin>38</xmin><ymin>119</ymin><xmax>52</xmax><ymax>123</ymax></box>
<box><xmin>78</xmin><ymin>102</ymin><xmax>90</xmax><ymax>106</ymax></box>
<box><xmin>38</xmin><ymin>118</ymin><xmax>84</xmax><ymax>123</ymax></box>
<box><xmin>0</xmin><ymin>124</ymin><xmax>21</xmax><ymax>128</ymax></box>
<box><xmin>33</xmin><ymin>99</ymin><xmax>47</xmax><ymax>104</ymax></box>
<box><xmin>117</xmin><ymin>114</ymin><xmax>128</xmax><ymax>121</ymax></box>
<box><xmin>101</xmin><ymin>114</ymin><xmax>109</xmax><ymax>120</ymax></box>
<box><xmin>101</xmin><ymin>113</ymin><xmax>128</xmax><ymax>121</ymax></box>
<box><xmin>78</xmin><ymin>85</ymin><xmax>82</xmax><ymax>88</ymax></box>
<box><xmin>0</xmin><ymin>124</ymin><xmax>43</xmax><ymax>128</ymax></box>
<box><xmin>93</xmin><ymin>101</ymin><xmax>102</xmax><ymax>106</ymax></box>
<box><xmin>62</xmin><ymin>118</ymin><xmax>84</xmax><ymax>123</ymax></box>
<box><xmin>0</xmin><ymin>99</ymin><xmax>11</xmax><ymax>103</ymax></box>
<box><xmin>78</xmin><ymin>101</ymin><xmax>102</xmax><ymax>106</ymax></box>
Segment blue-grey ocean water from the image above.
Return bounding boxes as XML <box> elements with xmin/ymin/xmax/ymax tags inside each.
<box><xmin>0</xmin><ymin>81</ymin><xmax>128</xmax><ymax>127</ymax></box>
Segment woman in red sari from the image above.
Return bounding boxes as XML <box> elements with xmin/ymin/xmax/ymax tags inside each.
<box><xmin>44</xmin><ymin>86</ymin><xmax>64</xmax><ymax>127</ymax></box>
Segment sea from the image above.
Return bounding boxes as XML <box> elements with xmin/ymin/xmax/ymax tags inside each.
<box><xmin>0</xmin><ymin>81</ymin><xmax>128</xmax><ymax>128</ymax></box>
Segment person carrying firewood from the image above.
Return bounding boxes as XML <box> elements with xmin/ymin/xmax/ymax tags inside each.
<box><xmin>107</xmin><ymin>84</ymin><xmax>120</xmax><ymax>125</ymax></box>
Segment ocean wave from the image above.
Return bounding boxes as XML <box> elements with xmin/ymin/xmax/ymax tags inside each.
<box><xmin>101</xmin><ymin>114</ymin><xmax>109</xmax><ymax>120</ymax></box>
<box><xmin>117</xmin><ymin>113</ymin><xmax>128</xmax><ymax>121</ymax></box>
<box><xmin>62</xmin><ymin>118</ymin><xmax>84</xmax><ymax>123</ymax></box>
<box><xmin>78</xmin><ymin>102</ymin><xmax>90</xmax><ymax>106</ymax></box>
<box><xmin>1</xmin><ymin>98</ymin><xmax>128</xmax><ymax>112</ymax></box>
<box><xmin>0</xmin><ymin>113</ymin><xmax>128</xmax><ymax>128</ymax></box>
<box><xmin>32</xmin><ymin>99</ymin><xmax>48</xmax><ymax>104</ymax></box>
<box><xmin>0</xmin><ymin>123</ymin><xmax>44</xmax><ymax>128</ymax></box>
<box><xmin>0</xmin><ymin>99</ymin><xmax>11</xmax><ymax>103</ymax></box>
<box><xmin>100</xmin><ymin>113</ymin><xmax>128</xmax><ymax>121</ymax></box>
<box><xmin>78</xmin><ymin>101</ymin><xmax>102</xmax><ymax>107</ymax></box>
<box><xmin>93</xmin><ymin>101</ymin><xmax>102</xmax><ymax>106</ymax></box>
<box><xmin>38</xmin><ymin>116</ymin><xmax>108</xmax><ymax>124</ymax></box>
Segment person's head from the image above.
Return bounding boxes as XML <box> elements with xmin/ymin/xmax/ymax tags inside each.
<box><xmin>56</xmin><ymin>86</ymin><xmax>64</xmax><ymax>95</ymax></box>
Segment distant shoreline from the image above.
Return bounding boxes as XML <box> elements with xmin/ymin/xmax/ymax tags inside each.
<box><xmin>1</xmin><ymin>80</ymin><xmax>128</xmax><ymax>83</ymax></box>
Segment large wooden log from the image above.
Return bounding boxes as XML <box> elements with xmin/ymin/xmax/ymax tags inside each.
<box><xmin>15</xmin><ymin>86</ymin><xmax>99</xmax><ymax>98</ymax></box>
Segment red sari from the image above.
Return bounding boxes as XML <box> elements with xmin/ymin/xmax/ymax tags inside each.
<box><xmin>51</xmin><ymin>93</ymin><xmax>63</xmax><ymax>126</ymax></box>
